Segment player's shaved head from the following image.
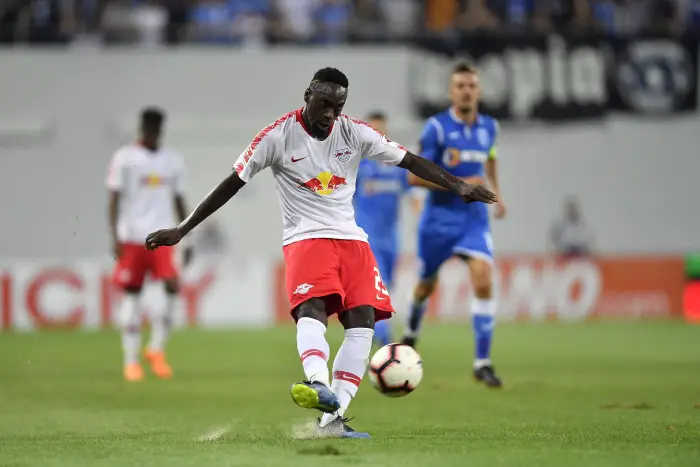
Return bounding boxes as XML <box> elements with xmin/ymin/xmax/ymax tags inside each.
<box><xmin>303</xmin><ymin>67</ymin><xmax>349</xmax><ymax>139</ymax></box>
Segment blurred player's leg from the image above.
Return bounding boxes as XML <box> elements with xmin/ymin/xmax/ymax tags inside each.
<box><xmin>464</xmin><ymin>257</ymin><xmax>501</xmax><ymax>387</ymax></box>
<box><xmin>118</xmin><ymin>290</ymin><xmax>144</xmax><ymax>382</ymax></box>
<box><xmin>402</xmin><ymin>232</ymin><xmax>454</xmax><ymax>347</ymax></box>
<box><xmin>372</xmin><ymin>248</ymin><xmax>395</xmax><ymax>347</ymax></box>
<box><xmin>456</xmin><ymin>230</ymin><xmax>502</xmax><ymax>388</ymax></box>
<box><xmin>402</xmin><ymin>278</ymin><xmax>436</xmax><ymax>347</ymax></box>
<box><xmin>144</xmin><ymin>247</ymin><xmax>178</xmax><ymax>379</ymax></box>
<box><xmin>113</xmin><ymin>244</ymin><xmax>149</xmax><ymax>382</ymax></box>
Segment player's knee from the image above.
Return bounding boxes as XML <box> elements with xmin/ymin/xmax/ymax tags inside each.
<box><xmin>294</xmin><ymin>298</ymin><xmax>329</xmax><ymax>327</ymax></box>
<box><xmin>414</xmin><ymin>279</ymin><xmax>437</xmax><ymax>301</ymax></box>
<box><xmin>164</xmin><ymin>279</ymin><xmax>179</xmax><ymax>295</ymax></box>
<box><xmin>469</xmin><ymin>260</ymin><xmax>493</xmax><ymax>299</ymax></box>
<box><xmin>338</xmin><ymin>306</ymin><xmax>375</xmax><ymax>330</ymax></box>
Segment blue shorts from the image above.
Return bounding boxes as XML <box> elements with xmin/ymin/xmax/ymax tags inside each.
<box><xmin>417</xmin><ymin>224</ymin><xmax>493</xmax><ymax>280</ymax></box>
<box><xmin>369</xmin><ymin>244</ymin><xmax>397</xmax><ymax>290</ymax></box>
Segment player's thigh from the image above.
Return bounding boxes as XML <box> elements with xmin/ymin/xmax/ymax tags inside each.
<box><xmin>113</xmin><ymin>243</ymin><xmax>149</xmax><ymax>290</ymax></box>
<box><xmin>337</xmin><ymin>240</ymin><xmax>394</xmax><ymax>323</ymax></box>
<box><xmin>454</xmin><ymin>227</ymin><xmax>495</xmax><ymax>289</ymax></box>
<box><xmin>151</xmin><ymin>246</ymin><xmax>179</xmax><ymax>291</ymax></box>
<box><xmin>283</xmin><ymin>239</ymin><xmax>345</xmax><ymax>320</ymax></box>
<box><xmin>453</xmin><ymin>225</ymin><xmax>494</xmax><ymax>265</ymax></box>
<box><xmin>417</xmin><ymin>229</ymin><xmax>459</xmax><ymax>281</ymax></box>
<box><xmin>338</xmin><ymin>305</ymin><xmax>375</xmax><ymax>330</ymax></box>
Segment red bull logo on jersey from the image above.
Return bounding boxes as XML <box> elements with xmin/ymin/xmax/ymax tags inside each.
<box><xmin>298</xmin><ymin>171</ymin><xmax>347</xmax><ymax>196</ymax></box>
<box><xmin>140</xmin><ymin>174</ymin><xmax>166</xmax><ymax>187</ymax></box>
<box><xmin>334</xmin><ymin>148</ymin><xmax>353</xmax><ymax>162</ymax></box>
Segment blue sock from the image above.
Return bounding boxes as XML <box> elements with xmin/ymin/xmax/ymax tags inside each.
<box><xmin>471</xmin><ymin>299</ymin><xmax>496</xmax><ymax>366</ymax></box>
<box><xmin>405</xmin><ymin>298</ymin><xmax>428</xmax><ymax>338</ymax></box>
<box><xmin>374</xmin><ymin>320</ymin><xmax>393</xmax><ymax>347</ymax></box>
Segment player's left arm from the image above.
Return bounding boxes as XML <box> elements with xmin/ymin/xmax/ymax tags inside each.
<box><xmin>485</xmin><ymin>121</ymin><xmax>506</xmax><ymax>218</ymax></box>
<box><xmin>356</xmin><ymin>122</ymin><xmax>496</xmax><ymax>204</ymax></box>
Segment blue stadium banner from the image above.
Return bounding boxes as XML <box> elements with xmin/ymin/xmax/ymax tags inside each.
<box><xmin>606</xmin><ymin>36</ymin><xmax>698</xmax><ymax>115</ymax></box>
<box><xmin>410</xmin><ymin>34</ymin><xmax>698</xmax><ymax>121</ymax></box>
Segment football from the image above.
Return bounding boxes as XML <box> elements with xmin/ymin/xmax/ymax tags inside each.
<box><xmin>367</xmin><ymin>344</ymin><xmax>423</xmax><ymax>397</ymax></box>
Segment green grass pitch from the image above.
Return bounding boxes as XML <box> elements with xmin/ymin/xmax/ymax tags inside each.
<box><xmin>1</xmin><ymin>322</ymin><xmax>699</xmax><ymax>466</ymax></box>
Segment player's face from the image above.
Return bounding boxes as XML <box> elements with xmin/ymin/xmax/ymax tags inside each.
<box><xmin>140</xmin><ymin>123</ymin><xmax>162</xmax><ymax>149</ymax></box>
<box><xmin>449</xmin><ymin>71</ymin><xmax>480</xmax><ymax>114</ymax></box>
<box><xmin>304</xmin><ymin>84</ymin><xmax>347</xmax><ymax>134</ymax></box>
<box><xmin>368</xmin><ymin>118</ymin><xmax>387</xmax><ymax>135</ymax></box>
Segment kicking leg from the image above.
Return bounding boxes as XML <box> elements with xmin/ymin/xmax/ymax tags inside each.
<box><xmin>319</xmin><ymin>305</ymin><xmax>374</xmax><ymax>439</ymax></box>
<box><xmin>290</xmin><ymin>297</ymin><xmax>340</xmax><ymax>413</ymax></box>
<box><xmin>466</xmin><ymin>257</ymin><xmax>502</xmax><ymax>388</ymax></box>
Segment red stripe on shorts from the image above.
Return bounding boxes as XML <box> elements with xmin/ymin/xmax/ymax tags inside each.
<box><xmin>300</xmin><ymin>349</ymin><xmax>327</xmax><ymax>362</ymax></box>
<box><xmin>333</xmin><ymin>370</ymin><xmax>362</xmax><ymax>387</ymax></box>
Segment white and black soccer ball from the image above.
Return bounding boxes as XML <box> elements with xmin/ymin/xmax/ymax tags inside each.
<box><xmin>367</xmin><ymin>344</ymin><xmax>423</xmax><ymax>397</ymax></box>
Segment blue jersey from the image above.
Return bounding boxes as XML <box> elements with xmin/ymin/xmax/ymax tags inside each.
<box><xmin>418</xmin><ymin>108</ymin><xmax>499</xmax><ymax>232</ymax></box>
<box><xmin>354</xmin><ymin>159</ymin><xmax>409</xmax><ymax>287</ymax></box>
<box><xmin>354</xmin><ymin>159</ymin><xmax>408</xmax><ymax>251</ymax></box>
<box><xmin>416</xmin><ymin>109</ymin><xmax>499</xmax><ymax>278</ymax></box>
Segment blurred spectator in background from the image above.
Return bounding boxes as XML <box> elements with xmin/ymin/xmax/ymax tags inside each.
<box><xmin>272</xmin><ymin>0</ymin><xmax>318</xmax><ymax>43</ymax></box>
<box><xmin>549</xmin><ymin>196</ymin><xmax>595</xmax><ymax>258</ymax></box>
<box><xmin>22</xmin><ymin>0</ymin><xmax>75</xmax><ymax>44</ymax></box>
<box><xmin>0</xmin><ymin>0</ymin><xmax>698</xmax><ymax>46</ymax></box>
<box><xmin>130</xmin><ymin>0</ymin><xmax>167</xmax><ymax>48</ymax></box>
<box><xmin>382</xmin><ymin>0</ymin><xmax>420</xmax><ymax>39</ymax></box>
<box><xmin>314</xmin><ymin>0</ymin><xmax>350</xmax><ymax>45</ymax></box>
<box><xmin>188</xmin><ymin>0</ymin><xmax>236</xmax><ymax>44</ymax></box>
<box><xmin>591</xmin><ymin>0</ymin><xmax>683</xmax><ymax>35</ymax></box>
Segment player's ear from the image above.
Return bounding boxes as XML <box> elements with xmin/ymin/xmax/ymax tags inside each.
<box><xmin>304</xmin><ymin>88</ymin><xmax>310</xmax><ymax>103</ymax></box>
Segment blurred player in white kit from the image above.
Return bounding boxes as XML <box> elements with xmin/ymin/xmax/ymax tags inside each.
<box><xmin>106</xmin><ymin>107</ymin><xmax>192</xmax><ymax>382</ymax></box>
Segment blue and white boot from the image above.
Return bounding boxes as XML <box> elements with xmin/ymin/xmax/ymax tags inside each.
<box><xmin>317</xmin><ymin>416</ymin><xmax>371</xmax><ymax>439</ymax></box>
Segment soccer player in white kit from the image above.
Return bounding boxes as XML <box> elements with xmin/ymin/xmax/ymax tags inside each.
<box><xmin>107</xmin><ymin>108</ymin><xmax>192</xmax><ymax>382</ymax></box>
<box><xmin>145</xmin><ymin>69</ymin><xmax>496</xmax><ymax>438</ymax></box>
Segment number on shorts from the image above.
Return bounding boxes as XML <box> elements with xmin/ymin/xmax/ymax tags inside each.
<box><xmin>374</xmin><ymin>267</ymin><xmax>389</xmax><ymax>296</ymax></box>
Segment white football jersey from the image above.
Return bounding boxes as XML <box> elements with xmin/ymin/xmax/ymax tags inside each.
<box><xmin>234</xmin><ymin>108</ymin><xmax>408</xmax><ymax>246</ymax></box>
<box><xmin>106</xmin><ymin>144</ymin><xmax>185</xmax><ymax>244</ymax></box>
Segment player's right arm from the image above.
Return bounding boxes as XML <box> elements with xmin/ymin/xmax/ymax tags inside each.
<box><xmin>145</xmin><ymin>131</ymin><xmax>278</xmax><ymax>249</ymax></box>
<box><xmin>106</xmin><ymin>149</ymin><xmax>127</xmax><ymax>259</ymax></box>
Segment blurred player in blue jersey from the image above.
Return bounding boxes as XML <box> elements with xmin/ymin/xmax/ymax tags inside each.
<box><xmin>354</xmin><ymin>112</ymin><xmax>420</xmax><ymax>347</ymax></box>
<box><xmin>401</xmin><ymin>62</ymin><xmax>506</xmax><ymax>388</ymax></box>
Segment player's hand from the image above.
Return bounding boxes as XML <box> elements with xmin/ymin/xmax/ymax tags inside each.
<box><xmin>494</xmin><ymin>201</ymin><xmax>507</xmax><ymax>219</ymax></box>
<box><xmin>145</xmin><ymin>228</ymin><xmax>183</xmax><ymax>250</ymax></box>
<box><xmin>112</xmin><ymin>241</ymin><xmax>122</xmax><ymax>259</ymax></box>
<box><xmin>183</xmin><ymin>246</ymin><xmax>194</xmax><ymax>267</ymax></box>
<box><xmin>458</xmin><ymin>182</ymin><xmax>497</xmax><ymax>204</ymax></box>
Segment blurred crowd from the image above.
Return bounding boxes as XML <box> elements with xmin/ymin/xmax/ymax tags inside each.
<box><xmin>1</xmin><ymin>0</ymin><xmax>698</xmax><ymax>47</ymax></box>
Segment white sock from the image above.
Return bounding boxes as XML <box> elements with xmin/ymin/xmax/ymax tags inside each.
<box><xmin>320</xmin><ymin>327</ymin><xmax>374</xmax><ymax>427</ymax></box>
<box><xmin>296</xmin><ymin>317</ymin><xmax>331</xmax><ymax>387</ymax></box>
<box><xmin>119</xmin><ymin>294</ymin><xmax>141</xmax><ymax>366</ymax></box>
<box><xmin>148</xmin><ymin>293</ymin><xmax>175</xmax><ymax>352</ymax></box>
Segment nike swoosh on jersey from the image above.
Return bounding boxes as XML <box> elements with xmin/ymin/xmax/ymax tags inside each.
<box><xmin>291</xmin><ymin>156</ymin><xmax>308</xmax><ymax>162</ymax></box>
